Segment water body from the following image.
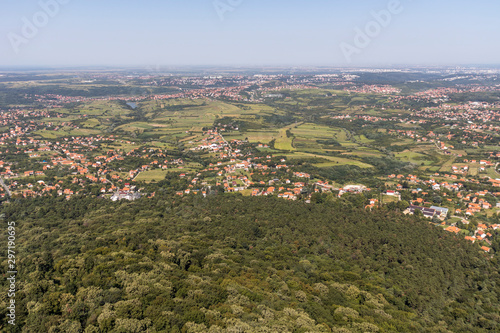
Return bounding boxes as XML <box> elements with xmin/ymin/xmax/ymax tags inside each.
<box><xmin>126</xmin><ymin>102</ymin><xmax>137</xmax><ymax>109</ymax></box>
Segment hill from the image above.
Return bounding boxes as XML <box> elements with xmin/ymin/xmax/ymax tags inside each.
<box><xmin>1</xmin><ymin>194</ymin><xmax>499</xmax><ymax>332</ymax></box>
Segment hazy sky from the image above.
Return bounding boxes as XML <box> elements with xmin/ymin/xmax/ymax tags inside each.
<box><xmin>1</xmin><ymin>0</ymin><xmax>499</xmax><ymax>67</ymax></box>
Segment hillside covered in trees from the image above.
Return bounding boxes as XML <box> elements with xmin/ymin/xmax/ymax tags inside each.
<box><xmin>1</xmin><ymin>194</ymin><xmax>500</xmax><ymax>332</ymax></box>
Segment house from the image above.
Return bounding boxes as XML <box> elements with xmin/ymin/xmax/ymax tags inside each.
<box><xmin>111</xmin><ymin>191</ymin><xmax>141</xmax><ymax>201</ymax></box>
<box><xmin>408</xmin><ymin>205</ymin><xmax>437</xmax><ymax>218</ymax></box>
<box><xmin>481</xmin><ymin>246</ymin><xmax>491</xmax><ymax>253</ymax></box>
<box><xmin>430</xmin><ymin>206</ymin><xmax>449</xmax><ymax>217</ymax></box>
<box><xmin>476</xmin><ymin>230</ymin><xmax>487</xmax><ymax>239</ymax></box>
<box><xmin>464</xmin><ymin>236</ymin><xmax>476</xmax><ymax>243</ymax></box>
<box><xmin>445</xmin><ymin>226</ymin><xmax>461</xmax><ymax>234</ymax></box>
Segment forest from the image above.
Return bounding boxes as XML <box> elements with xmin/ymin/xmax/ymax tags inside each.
<box><xmin>1</xmin><ymin>193</ymin><xmax>499</xmax><ymax>332</ymax></box>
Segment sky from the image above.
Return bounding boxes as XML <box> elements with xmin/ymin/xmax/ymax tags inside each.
<box><xmin>1</xmin><ymin>0</ymin><xmax>499</xmax><ymax>68</ymax></box>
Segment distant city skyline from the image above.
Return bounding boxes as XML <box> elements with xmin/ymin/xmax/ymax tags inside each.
<box><xmin>1</xmin><ymin>0</ymin><xmax>499</xmax><ymax>67</ymax></box>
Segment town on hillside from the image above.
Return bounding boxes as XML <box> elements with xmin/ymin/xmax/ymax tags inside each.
<box><xmin>0</xmin><ymin>68</ymin><xmax>499</xmax><ymax>254</ymax></box>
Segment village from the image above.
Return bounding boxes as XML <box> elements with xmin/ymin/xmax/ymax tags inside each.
<box><xmin>0</xmin><ymin>70</ymin><xmax>498</xmax><ymax>256</ymax></box>
<box><xmin>0</xmin><ymin>115</ymin><xmax>498</xmax><ymax>254</ymax></box>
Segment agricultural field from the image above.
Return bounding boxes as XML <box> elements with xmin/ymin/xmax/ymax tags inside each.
<box><xmin>381</xmin><ymin>194</ymin><xmax>400</xmax><ymax>204</ymax></box>
<box><xmin>274</xmin><ymin>127</ymin><xmax>295</xmax><ymax>151</ymax></box>
<box><xmin>439</xmin><ymin>156</ymin><xmax>458</xmax><ymax>172</ymax></box>
<box><xmin>354</xmin><ymin>134</ymin><xmax>375</xmax><ymax>144</ymax></box>
<box><xmin>395</xmin><ymin>151</ymin><xmax>434</xmax><ymax>166</ymax></box>
<box><xmin>224</xmin><ymin>130</ymin><xmax>278</xmax><ymax>143</ymax></box>
<box><xmin>289</xmin><ymin>123</ymin><xmax>348</xmax><ymax>151</ymax></box>
<box><xmin>34</xmin><ymin>128</ymin><xmax>101</xmax><ymax>138</ymax></box>
<box><xmin>283</xmin><ymin>152</ymin><xmax>373</xmax><ymax>169</ymax></box>
<box><xmin>20</xmin><ymin>87</ymin><xmax>497</xmax><ymax>186</ymax></box>
<box><xmin>342</xmin><ymin>148</ymin><xmax>384</xmax><ymax>158</ymax></box>
<box><xmin>134</xmin><ymin>169</ymin><xmax>171</xmax><ymax>182</ymax></box>
<box><xmin>485</xmin><ymin>166</ymin><xmax>500</xmax><ymax>179</ymax></box>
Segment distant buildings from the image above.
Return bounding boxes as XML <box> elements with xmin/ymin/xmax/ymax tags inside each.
<box><xmin>407</xmin><ymin>205</ymin><xmax>437</xmax><ymax>219</ymax></box>
<box><xmin>111</xmin><ymin>191</ymin><xmax>141</xmax><ymax>201</ymax></box>
<box><xmin>430</xmin><ymin>206</ymin><xmax>449</xmax><ymax>218</ymax></box>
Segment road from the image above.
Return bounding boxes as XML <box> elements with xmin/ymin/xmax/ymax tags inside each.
<box><xmin>0</xmin><ymin>176</ymin><xmax>12</xmax><ymax>197</ymax></box>
<box><xmin>219</xmin><ymin>133</ymin><xmax>233</xmax><ymax>155</ymax></box>
<box><xmin>494</xmin><ymin>163</ymin><xmax>500</xmax><ymax>179</ymax></box>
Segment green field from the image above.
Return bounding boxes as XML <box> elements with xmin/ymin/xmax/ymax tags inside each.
<box><xmin>381</xmin><ymin>194</ymin><xmax>400</xmax><ymax>204</ymax></box>
<box><xmin>354</xmin><ymin>135</ymin><xmax>375</xmax><ymax>144</ymax></box>
<box><xmin>289</xmin><ymin>123</ymin><xmax>353</xmax><ymax>151</ymax></box>
<box><xmin>224</xmin><ymin>130</ymin><xmax>278</xmax><ymax>144</ymax></box>
<box><xmin>54</xmin><ymin>100</ymin><xmax>133</xmax><ymax>118</ymax></box>
<box><xmin>342</xmin><ymin>149</ymin><xmax>384</xmax><ymax>158</ymax></box>
<box><xmin>395</xmin><ymin>151</ymin><xmax>434</xmax><ymax>166</ymax></box>
<box><xmin>283</xmin><ymin>152</ymin><xmax>373</xmax><ymax>169</ymax></box>
<box><xmin>485</xmin><ymin>167</ymin><xmax>500</xmax><ymax>179</ymax></box>
<box><xmin>468</xmin><ymin>164</ymin><xmax>480</xmax><ymax>176</ymax></box>
<box><xmin>134</xmin><ymin>163</ymin><xmax>202</xmax><ymax>182</ymax></box>
<box><xmin>274</xmin><ymin>127</ymin><xmax>295</xmax><ymax>151</ymax></box>
<box><xmin>128</xmin><ymin>100</ymin><xmax>285</xmax><ymax>142</ymax></box>
<box><xmin>134</xmin><ymin>169</ymin><xmax>170</xmax><ymax>182</ymax></box>
<box><xmin>35</xmin><ymin>128</ymin><xmax>101</xmax><ymax>138</ymax></box>
<box><xmin>439</xmin><ymin>156</ymin><xmax>457</xmax><ymax>172</ymax></box>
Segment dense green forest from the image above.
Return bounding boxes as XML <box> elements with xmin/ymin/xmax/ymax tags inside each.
<box><xmin>1</xmin><ymin>194</ymin><xmax>499</xmax><ymax>332</ymax></box>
